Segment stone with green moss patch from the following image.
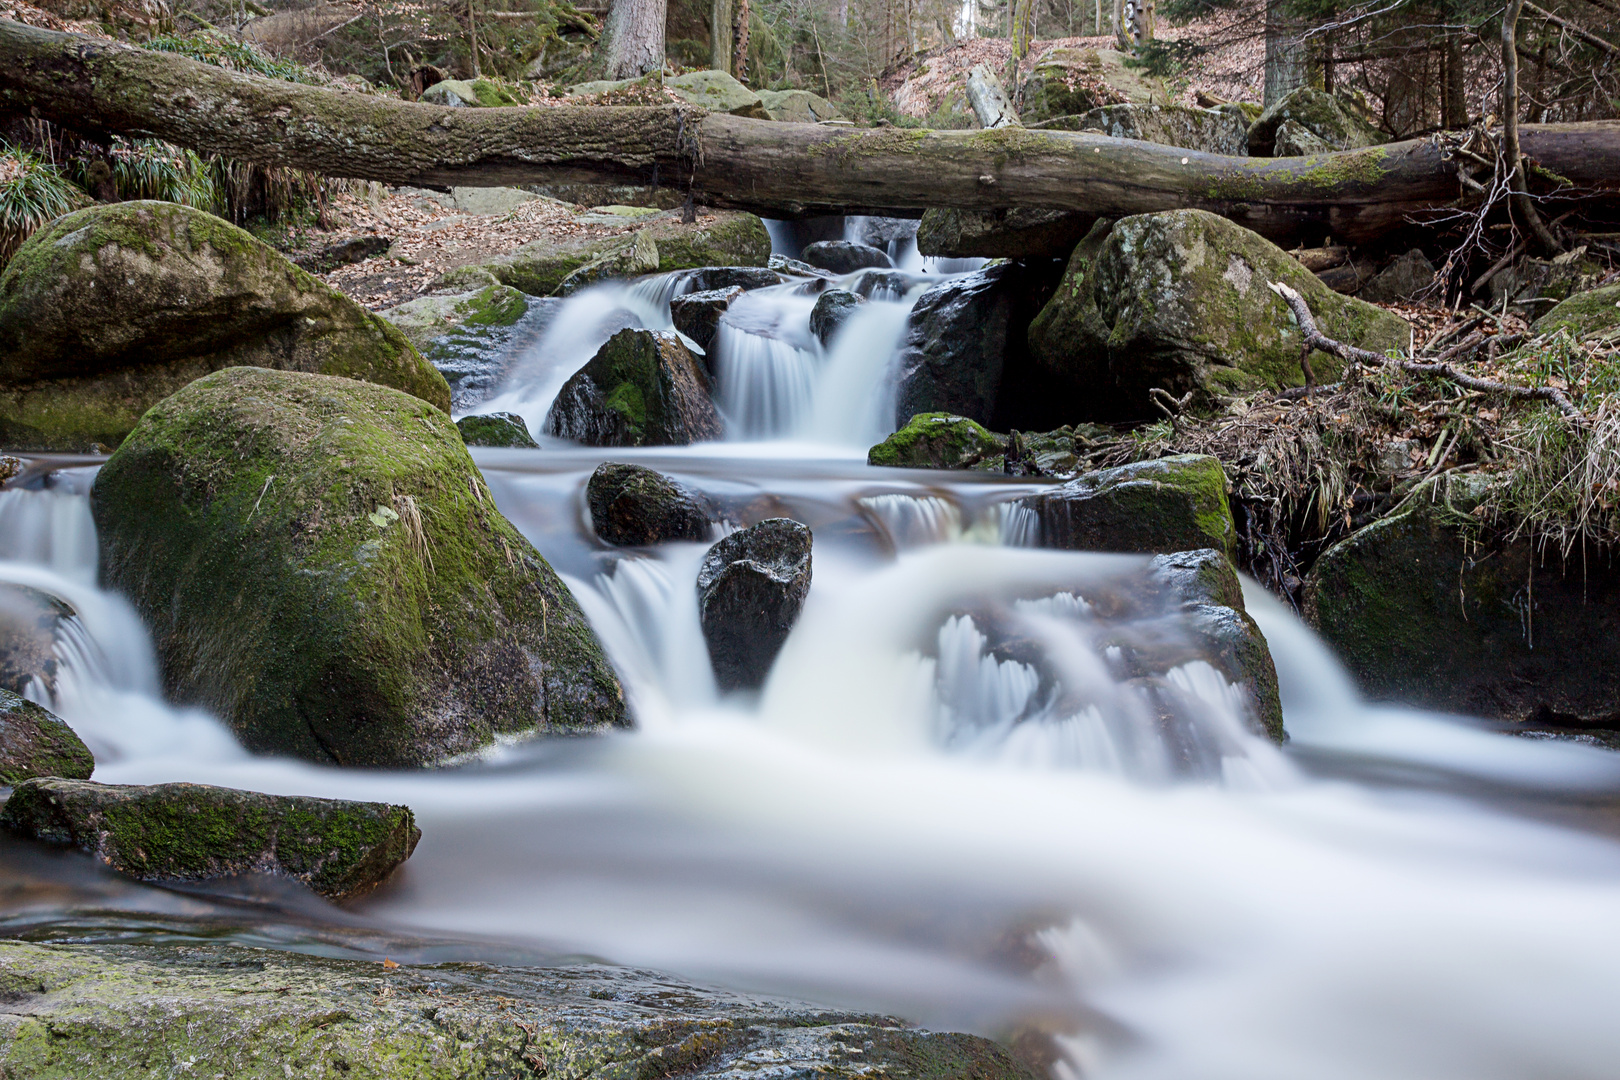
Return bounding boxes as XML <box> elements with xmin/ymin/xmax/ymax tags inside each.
<box><xmin>757</xmin><ymin>87</ymin><xmax>845</xmax><ymax>122</ymax></box>
<box><xmin>1305</xmin><ymin>473</ymin><xmax>1620</xmax><ymax>726</ymax></box>
<box><xmin>0</xmin><ymin>939</ymin><xmax>1040</xmax><ymax>1080</ymax></box>
<box><xmin>0</xmin><ymin>690</ymin><xmax>93</xmax><ymax>786</ymax></box>
<box><xmin>0</xmin><ymin>778</ymin><xmax>417</xmax><ymax>900</ymax></box>
<box><xmin>1532</xmin><ymin>282</ymin><xmax>1620</xmax><ymax>340</ymax></box>
<box><xmin>868</xmin><ymin>413</ymin><xmax>1005</xmax><ymax>470</ymax></box>
<box><xmin>1028</xmin><ymin>210</ymin><xmax>1409</xmax><ymax>417</ymax></box>
<box><xmin>1248</xmin><ymin>87</ymin><xmax>1385</xmax><ymax>156</ymax></box>
<box><xmin>92</xmin><ymin>367</ymin><xmax>625</xmax><ymax>767</ymax></box>
<box><xmin>456</xmin><ymin>412</ymin><xmax>537</xmax><ymax>448</ymax></box>
<box><xmin>548</xmin><ymin>329</ymin><xmax>721</xmax><ymax>447</ymax></box>
<box><xmin>1018</xmin><ymin>453</ymin><xmax>1235</xmax><ymax>557</ymax></box>
<box><xmin>1017</xmin><ymin>47</ymin><xmax>1164</xmax><ymax>125</ymax></box>
<box><xmin>0</xmin><ymin>201</ymin><xmax>449</xmax><ymax>452</ymax></box>
<box><xmin>383</xmin><ymin>285</ymin><xmax>530</xmax><ymax>354</ymax></box>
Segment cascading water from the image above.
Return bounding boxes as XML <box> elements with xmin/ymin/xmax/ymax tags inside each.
<box><xmin>8</xmin><ymin>244</ymin><xmax>1620</xmax><ymax>1078</ymax></box>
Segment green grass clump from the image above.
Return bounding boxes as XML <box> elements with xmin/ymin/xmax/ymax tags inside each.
<box><xmin>0</xmin><ymin>148</ymin><xmax>88</xmax><ymax>264</ymax></box>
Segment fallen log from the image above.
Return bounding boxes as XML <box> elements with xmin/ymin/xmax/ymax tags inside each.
<box><xmin>1</xmin><ymin>19</ymin><xmax>1617</xmax><ymax>243</ymax></box>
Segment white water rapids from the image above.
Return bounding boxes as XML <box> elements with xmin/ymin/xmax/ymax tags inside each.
<box><xmin>4</xmin><ymin>260</ymin><xmax>1620</xmax><ymax>1080</ymax></box>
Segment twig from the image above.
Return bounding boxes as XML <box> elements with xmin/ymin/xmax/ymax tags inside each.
<box><xmin>1269</xmin><ymin>281</ymin><xmax>1582</xmax><ymax>419</ymax></box>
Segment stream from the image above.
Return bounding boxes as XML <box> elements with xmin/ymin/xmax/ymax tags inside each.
<box><xmin>4</xmin><ymin>230</ymin><xmax>1620</xmax><ymax>1079</ymax></box>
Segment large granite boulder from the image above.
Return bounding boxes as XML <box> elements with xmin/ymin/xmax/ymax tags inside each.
<box><xmin>1248</xmin><ymin>87</ymin><xmax>1385</xmax><ymax>156</ymax></box>
<box><xmin>757</xmin><ymin>87</ymin><xmax>845</xmax><ymax>122</ymax></box>
<box><xmin>0</xmin><ymin>690</ymin><xmax>93</xmax><ymax>785</ymax></box>
<box><xmin>1534</xmin><ymin>282</ymin><xmax>1620</xmax><ymax>339</ymax></box>
<box><xmin>1304</xmin><ymin>474</ymin><xmax>1620</xmax><ymax>728</ymax></box>
<box><xmin>547</xmin><ymin>329</ymin><xmax>722</xmax><ymax>447</ymax></box>
<box><xmin>0</xmin><ymin>202</ymin><xmax>449</xmax><ymax>451</ymax></box>
<box><xmin>0</xmin><ymin>940</ymin><xmax>1040</xmax><ymax>1080</ymax></box>
<box><xmin>92</xmin><ymin>367</ymin><xmax>625</xmax><ymax>768</ymax></box>
<box><xmin>1018</xmin><ymin>46</ymin><xmax>1166</xmax><ymax>124</ymax></box>
<box><xmin>0</xmin><ymin>779</ymin><xmax>418</xmax><ymax>901</ymax></box>
<box><xmin>698</xmin><ymin>518</ymin><xmax>813</xmax><ymax>691</ymax></box>
<box><xmin>570</xmin><ymin>70</ymin><xmax>770</xmax><ymax>118</ymax></box>
<box><xmin>801</xmin><ymin>240</ymin><xmax>893</xmax><ymax>274</ymax></box>
<box><xmin>893</xmin><ymin>262</ymin><xmax>1021</xmax><ymax>428</ymax></box>
<box><xmin>1015</xmin><ymin>454</ymin><xmax>1236</xmax><ymax>558</ymax></box>
<box><xmin>587</xmin><ymin>462</ymin><xmax>711</xmax><ymax>546</ymax></box>
<box><xmin>1069</xmin><ymin>102</ymin><xmax>1248</xmax><ymax>155</ymax></box>
<box><xmin>867</xmin><ymin>412</ymin><xmax>1005</xmax><ymax>470</ymax></box>
<box><xmin>1028</xmin><ymin>211</ymin><xmax>1410</xmax><ymax>416</ymax></box>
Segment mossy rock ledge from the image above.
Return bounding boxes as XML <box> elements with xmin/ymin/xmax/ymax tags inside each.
<box><xmin>1304</xmin><ymin>475</ymin><xmax>1620</xmax><ymax>727</ymax></box>
<box><xmin>0</xmin><ymin>778</ymin><xmax>417</xmax><ymax>901</ymax></box>
<box><xmin>0</xmin><ymin>940</ymin><xmax>1040</xmax><ymax>1080</ymax></box>
<box><xmin>0</xmin><ymin>689</ymin><xmax>93</xmax><ymax>786</ymax></box>
<box><xmin>0</xmin><ymin>201</ymin><xmax>450</xmax><ymax>452</ymax></box>
<box><xmin>1028</xmin><ymin>210</ymin><xmax>1410</xmax><ymax>417</ymax></box>
<box><xmin>548</xmin><ymin>329</ymin><xmax>721</xmax><ymax>447</ymax></box>
<box><xmin>869</xmin><ymin>412</ymin><xmax>1006</xmax><ymax>470</ymax></box>
<box><xmin>91</xmin><ymin>367</ymin><xmax>626</xmax><ymax>768</ymax></box>
<box><xmin>1533</xmin><ymin>282</ymin><xmax>1620</xmax><ymax>340</ymax></box>
<box><xmin>1016</xmin><ymin>454</ymin><xmax>1236</xmax><ymax>558</ymax></box>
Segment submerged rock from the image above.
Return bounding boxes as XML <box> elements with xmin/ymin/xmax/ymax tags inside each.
<box><xmin>1534</xmin><ymin>282</ymin><xmax>1620</xmax><ymax>339</ymax></box>
<box><xmin>868</xmin><ymin>412</ymin><xmax>1005</xmax><ymax>470</ymax></box>
<box><xmin>1028</xmin><ymin>211</ymin><xmax>1409</xmax><ymax>417</ymax></box>
<box><xmin>1248</xmin><ymin>87</ymin><xmax>1385</xmax><ymax>156</ymax></box>
<box><xmin>0</xmin><ymin>940</ymin><xmax>1039</xmax><ymax>1079</ymax></box>
<box><xmin>547</xmin><ymin>329</ymin><xmax>722</xmax><ymax>447</ymax></box>
<box><xmin>92</xmin><ymin>367</ymin><xmax>626</xmax><ymax>768</ymax></box>
<box><xmin>586</xmin><ymin>462</ymin><xmax>711</xmax><ymax>546</ymax></box>
<box><xmin>698</xmin><ymin>519</ymin><xmax>813</xmax><ymax>691</ymax></box>
<box><xmin>809</xmin><ymin>288</ymin><xmax>865</xmax><ymax>345</ymax></box>
<box><xmin>1017</xmin><ymin>454</ymin><xmax>1236</xmax><ymax>557</ymax></box>
<box><xmin>1305</xmin><ymin>474</ymin><xmax>1620</xmax><ymax>729</ymax></box>
<box><xmin>0</xmin><ymin>201</ymin><xmax>449</xmax><ymax>451</ymax></box>
<box><xmin>0</xmin><ymin>690</ymin><xmax>93</xmax><ymax>785</ymax></box>
<box><xmin>0</xmin><ymin>779</ymin><xmax>417</xmax><ymax>900</ymax></box>
<box><xmin>456</xmin><ymin>411</ymin><xmax>537</xmax><ymax>448</ymax></box>
<box><xmin>670</xmin><ymin>286</ymin><xmax>744</xmax><ymax>353</ymax></box>
<box><xmin>801</xmin><ymin>240</ymin><xmax>894</xmax><ymax>274</ymax></box>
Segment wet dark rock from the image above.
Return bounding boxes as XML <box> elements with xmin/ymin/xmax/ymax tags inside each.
<box><xmin>0</xmin><ymin>583</ymin><xmax>72</xmax><ymax>698</ymax></box>
<box><xmin>385</xmin><ymin>286</ymin><xmax>557</xmax><ymax>412</ymax></box>
<box><xmin>92</xmin><ymin>367</ymin><xmax>625</xmax><ymax>768</ymax></box>
<box><xmin>587</xmin><ymin>462</ymin><xmax>711</xmax><ymax>546</ymax></box>
<box><xmin>893</xmin><ymin>263</ymin><xmax>1019</xmax><ymax>428</ymax></box>
<box><xmin>676</xmin><ymin>266</ymin><xmax>783</xmax><ymax>292</ymax></box>
<box><xmin>0</xmin><ymin>939</ymin><xmax>1040</xmax><ymax>1079</ymax></box>
<box><xmin>810</xmin><ymin>288</ymin><xmax>865</xmax><ymax>345</ymax></box>
<box><xmin>1305</xmin><ymin>474</ymin><xmax>1620</xmax><ymax>730</ymax></box>
<box><xmin>547</xmin><ymin>329</ymin><xmax>722</xmax><ymax>447</ymax></box>
<box><xmin>0</xmin><ymin>779</ymin><xmax>417</xmax><ymax>900</ymax></box>
<box><xmin>1017</xmin><ymin>454</ymin><xmax>1236</xmax><ymax>557</ymax></box>
<box><xmin>917</xmin><ymin>207</ymin><xmax>1096</xmax><ymax>260</ymax></box>
<box><xmin>1357</xmin><ymin>249</ymin><xmax>1437</xmax><ymax>304</ymax></box>
<box><xmin>868</xmin><ymin>412</ymin><xmax>1005</xmax><ymax>470</ymax></box>
<box><xmin>670</xmin><ymin>286</ymin><xmax>744</xmax><ymax>353</ymax></box>
<box><xmin>698</xmin><ymin>518</ymin><xmax>813</xmax><ymax>691</ymax></box>
<box><xmin>850</xmin><ymin>269</ymin><xmax>927</xmax><ymax>300</ymax></box>
<box><xmin>768</xmin><ymin>253</ymin><xmax>836</xmax><ymax>278</ymax></box>
<box><xmin>456</xmin><ymin>411</ymin><xmax>537</xmax><ymax>448</ymax></box>
<box><xmin>0</xmin><ymin>689</ymin><xmax>93</xmax><ymax>785</ymax></box>
<box><xmin>800</xmin><ymin>240</ymin><xmax>894</xmax><ymax>274</ymax></box>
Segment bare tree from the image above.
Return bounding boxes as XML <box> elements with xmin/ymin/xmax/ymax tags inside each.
<box><xmin>602</xmin><ymin>0</ymin><xmax>667</xmax><ymax>77</ymax></box>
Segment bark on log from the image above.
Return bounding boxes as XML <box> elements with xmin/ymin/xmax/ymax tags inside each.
<box><xmin>0</xmin><ymin>20</ymin><xmax>1617</xmax><ymax>244</ymax></box>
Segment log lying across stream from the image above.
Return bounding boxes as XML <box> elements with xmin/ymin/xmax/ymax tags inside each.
<box><xmin>1</xmin><ymin>18</ymin><xmax>1617</xmax><ymax>243</ymax></box>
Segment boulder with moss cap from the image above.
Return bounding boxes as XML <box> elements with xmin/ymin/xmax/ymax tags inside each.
<box><xmin>868</xmin><ymin>413</ymin><xmax>1006</xmax><ymax>470</ymax></box>
<box><xmin>1028</xmin><ymin>210</ymin><xmax>1409</xmax><ymax>417</ymax></box>
<box><xmin>0</xmin><ymin>690</ymin><xmax>93</xmax><ymax>786</ymax></box>
<box><xmin>1533</xmin><ymin>282</ymin><xmax>1620</xmax><ymax>340</ymax></box>
<box><xmin>1017</xmin><ymin>454</ymin><xmax>1236</xmax><ymax>557</ymax></box>
<box><xmin>548</xmin><ymin>329</ymin><xmax>721</xmax><ymax>447</ymax></box>
<box><xmin>1248</xmin><ymin>86</ymin><xmax>1385</xmax><ymax>156</ymax></box>
<box><xmin>456</xmin><ymin>411</ymin><xmax>538</xmax><ymax>447</ymax></box>
<box><xmin>0</xmin><ymin>778</ymin><xmax>417</xmax><ymax>900</ymax></box>
<box><xmin>0</xmin><ymin>201</ymin><xmax>448</xmax><ymax>452</ymax></box>
<box><xmin>91</xmin><ymin>366</ymin><xmax>625</xmax><ymax>768</ymax></box>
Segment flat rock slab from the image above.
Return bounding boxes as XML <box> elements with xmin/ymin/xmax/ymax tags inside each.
<box><xmin>0</xmin><ymin>940</ymin><xmax>1038</xmax><ymax>1080</ymax></box>
<box><xmin>0</xmin><ymin>779</ymin><xmax>419</xmax><ymax>901</ymax></box>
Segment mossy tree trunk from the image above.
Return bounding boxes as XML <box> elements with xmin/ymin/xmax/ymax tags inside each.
<box><xmin>0</xmin><ymin>20</ymin><xmax>1617</xmax><ymax>244</ymax></box>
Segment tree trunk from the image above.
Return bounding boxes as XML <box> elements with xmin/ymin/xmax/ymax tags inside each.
<box><xmin>602</xmin><ymin>0</ymin><xmax>666</xmax><ymax>78</ymax></box>
<box><xmin>967</xmin><ymin>63</ymin><xmax>1019</xmax><ymax>129</ymax></box>
<box><xmin>1263</xmin><ymin>0</ymin><xmax>1305</xmax><ymax>107</ymax></box>
<box><xmin>709</xmin><ymin>0</ymin><xmax>733</xmax><ymax>73</ymax></box>
<box><xmin>0</xmin><ymin>20</ymin><xmax>1615</xmax><ymax>244</ymax></box>
<box><xmin>732</xmin><ymin>0</ymin><xmax>750</xmax><ymax>81</ymax></box>
<box><xmin>1502</xmin><ymin>0</ymin><xmax>1561</xmax><ymax>253</ymax></box>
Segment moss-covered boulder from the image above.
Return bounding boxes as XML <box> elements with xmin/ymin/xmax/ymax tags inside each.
<box><xmin>568</xmin><ymin>70</ymin><xmax>770</xmax><ymax>117</ymax></box>
<box><xmin>548</xmin><ymin>329</ymin><xmax>722</xmax><ymax>447</ymax></box>
<box><xmin>0</xmin><ymin>690</ymin><xmax>93</xmax><ymax>785</ymax></box>
<box><xmin>1017</xmin><ymin>454</ymin><xmax>1235</xmax><ymax>557</ymax></box>
<box><xmin>0</xmin><ymin>202</ymin><xmax>449</xmax><ymax>451</ymax></box>
<box><xmin>91</xmin><ymin>367</ymin><xmax>625</xmax><ymax>767</ymax></box>
<box><xmin>758</xmin><ymin>87</ymin><xmax>845</xmax><ymax>122</ymax></box>
<box><xmin>1018</xmin><ymin>47</ymin><xmax>1165</xmax><ymax>124</ymax></box>
<box><xmin>1532</xmin><ymin>282</ymin><xmax>1620</xmax><ymax>339</ymax></box>
<box><xmin>699</xmin><ymin>519</ymin><xmax>813</xmax><ymax>691</ymax></box>
<box><xmin>1248</xmin><ymin>87</ymin><xmax>1385</xmax><ymax>156</ymax></box>
<box><xmin>456</xmin><ymin>411</ymin><xmax>538</xmax><ymax>448</ymax></box>
<box><xmin>1028</xmin><ymin>210</ymin><xmax>1410</xmax><ymax>416</ymax></box>
<box><xmin>586</xmin><ymin>462</ymin><xmax>711</xmax><ymax>546</ymax></box>
<box><xmin>420</xmin><ymin>77</ymin><xmax>525</xmax><ymax>107</ymax></box>
<box><xmin>1304</xmin><ymin>475</ymin><xmax>1620</xmax><ymax>727</ymax></box>
<box><xmin>0</xmin><ymin>779</ymin><xmax>417</xmax><ymax>900</ymax></box>
<box><xmin>382</xmin><ymin>284</ymin><xmax>531</xmax><ymax>354</ymax></box>
<box><xmin>385</xmin><ymin>285</ymin><xmax>548</xmax><ymax>410</ymax></box>
<box><xmin>1148</xmin><ymin>549</ymin><xmax>1283</xmax><ymax>741</ymax></box>
<box><xmin>481</xmin><ymin>210</ymin><xmax>772</xmax><ymax>297</ymax></box>
<box><xmin>868</xmin><ymin>413</ymin><xmax>1005</xmax><ymax>470</ymax></box>
<box><xmin>0</xmin><ymin>940</ymin><xmax>1041</xmax><ymax>1080</ymax></box>
<box><xmin>1070</xmin><ymin>102</ymin><xmax>1248</xmax><ymax>155</ymax></box>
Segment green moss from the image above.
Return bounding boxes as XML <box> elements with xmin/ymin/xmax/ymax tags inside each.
<box><xmin>455</xmin><ymin>412</ymin><xmax>538</xmax><ymax>448</ymax></box>
<box><xmin>91</xmin><ymin>367</ymin><xmax>625</xmax><ymax>767</ymax></box>
<box><xmin>1534</xmin><ymin>283</ymin><xmax>1620</xmax><ymax>339</ymax></box>
<box><xmin>868</xmin><ymin>412</ymin><xmax>1005</xmax><ymax>470</ymax></box>
<box><xmin>602</xmin><ymin>380</ymin><xmax>647</xmax><ymax>434</ymax></box>
<box><xmin>1028</xmin><ymin>454</ymin><xmax>1236</xmax><ymax>556</ymax></box>
<box><xmin>0</xmin><ymin>690</ymin><xmax>94</xmax><ymax>785</ymax></box>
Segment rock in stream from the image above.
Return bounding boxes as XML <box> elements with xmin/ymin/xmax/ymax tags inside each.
<box><xmin>698</xmin><ymin>519</ymin><xmax>813</xmax><ymax>691</ymax></box>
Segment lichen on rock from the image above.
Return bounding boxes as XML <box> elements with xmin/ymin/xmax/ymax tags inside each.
<box><xmin>91</xmin><ymin>366</ymin><xmax>625</xmax><ymax>768</ymax></box>
<box><xmin>456</xmin><ymin>411</ymin><xmax>538</xmax><ymax>448</ymax></box>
